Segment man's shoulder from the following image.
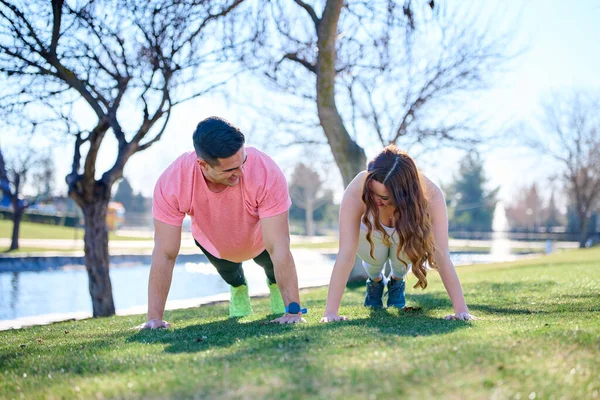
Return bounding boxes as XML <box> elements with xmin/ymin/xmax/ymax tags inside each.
<box><xmin>246</xmin><ymin>147</ymin><xmax>283</xmax><ymax>174</ymax></box>
<box><xmin>174</xmin><ymin>151</ymin><xmax>197</xmax><ymax>165</ymax></box>
<box><xmin>156</xmin><ymin>152</ymin><xmax>196</xmax><ymax>188</ymax></box>
<box><xmin>243</xmin><ymin>147</ymin><xmax>288</xmax><ymax>199</ymax></box>
<box><xmin>246</xmin><ymin>146</ymin><xmax>273</xmax><ymax>162</ymax></box>
<box><xmin>163</xmin><ymin>151</ymin><xmax>197</xmax><ymax>173</ymax></box>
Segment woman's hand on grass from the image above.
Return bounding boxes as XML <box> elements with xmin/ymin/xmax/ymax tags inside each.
<box><xmin>320</xmin><ymin>314</ymin><xmax>348</xmax><ymax>323</ymax></box>
<box><xmin>136</xmin><ymin>319</ymin><xmax>171</xmax><ymax>330</ymax></box>
<box><xmin>270</xmin><ymin>314</ymin><xmax>306</xmax><ymax>324</ymax></box>
<box><xmin>445</xmin><ymin>312</ymin><xmax>476</xmax><ymax>321</ymax></box>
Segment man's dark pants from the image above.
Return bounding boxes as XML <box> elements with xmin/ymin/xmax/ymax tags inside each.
<box><xmin>195</xmin><ymin>240</ymin><xmax>276</xmax><ymax>287</ymax></box>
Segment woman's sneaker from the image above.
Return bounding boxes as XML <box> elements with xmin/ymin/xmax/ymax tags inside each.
<box><xmin>364</xmin><ymin>277</ymin><xmax>385</xmax><ymax>308</ymax></box>
<box><xmin>386</xmin><ymin>278</ymin><xmax>406</xmax><ymax>308</ymax></box>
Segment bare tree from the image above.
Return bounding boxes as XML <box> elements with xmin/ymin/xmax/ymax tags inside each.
<box><xmin>31</xmin><ymin>151</ymin><xmax>55</xmax><ymax>199</ymax></box>
<box><xmin>0</xmin><ymin>0</ymin><xmax>248</xmax><ymax>316</ymax></box>
<box><xmin>289</xmin><ymin>163</ymin><xmax>329</xmax><ymax>236</ymax></box>
<box><xmin>505</xmin><ymin>183</ymin><xmax>544</xmax><ymax>232</ymax></box>
<box><xmin>529</xmin><ymin>91</ymin><xmax>600</xmax><ymax>247</ymax></box>
<box><xmin>0</xmin><ymin>144</ymin><xmax>52</xmax><ymax>251</ymax></box>
<box><xmin>241</xmin><ymin>0</ymin><xmax>515</xmax><ymax>186</ymax></box>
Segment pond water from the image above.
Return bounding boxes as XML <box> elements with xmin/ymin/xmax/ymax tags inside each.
<box><xmin>0</xmin><ymin>250</ymin><xmax>336</xmax><ymax>322</ymax></box>
<box><xmin>0</xmin><ymin>250</ymin><xmax>521</xmax><ymax>324</ymax></box>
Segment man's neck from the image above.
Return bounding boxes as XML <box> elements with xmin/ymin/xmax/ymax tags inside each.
<box><xmin>201</xmin><ymin>170</ymin><xmax>228</xmax><ymax>193</ymax></box>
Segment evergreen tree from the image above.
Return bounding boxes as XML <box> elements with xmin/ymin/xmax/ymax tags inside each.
<box><xmin>544</xmin><ymin>191</ymin><xmax>562</xmax><ymax>230</ymax></box>
<box><xmin>446</xmin><ymin>152</ymin><xmax>498</xmax><ymax>231</ymax></box>
<box><xmin>113</xmin><ymin>178</ymin><xmax>134</xmax><ymax>212</ymax></box>
<box><xmin>132</xmin><ymin>193</ymin><xmax>148</xmax><ymax>213</ymax></box>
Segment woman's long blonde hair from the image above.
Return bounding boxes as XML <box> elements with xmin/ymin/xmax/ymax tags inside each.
<box><xmin>361</xmin><ymin>145</ymin><xmax>437</xmax><ymax>289</ymax></box>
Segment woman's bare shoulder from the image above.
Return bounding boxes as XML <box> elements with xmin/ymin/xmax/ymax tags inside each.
<box><xmin>341</xmin><ymin>171</ymin><xmax>368</xmax><ymax>213</ymax></box>
<box><xmin>347</xmin><ymin>171</ymin><xmax>368</xmax><ymax>191</ymax></box>
<box><xmin>420</xmin><ymin>173</ymin><xmax>445</xmax><ymax>203</ymax></box>
<box><xmin>343</xmin><ymin>171</ymin><xmax>368</xmax><ymax>199</ymax></box>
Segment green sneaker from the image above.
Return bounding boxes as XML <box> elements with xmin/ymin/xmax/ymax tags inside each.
<box><xmin>267</xmin><ymin>279</ymin><xmax>285</xmax><ymax>315</ymax></box>
<box><xmin>229</xmin><ymin>284</ymin><xmax>253</xmax><ymax>317</ymax></box>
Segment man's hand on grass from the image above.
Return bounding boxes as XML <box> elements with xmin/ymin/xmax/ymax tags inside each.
<box><xmin>320</xmin><ymin>314</ymin><xmax>348</xmax><ymax>323</ymax></box>
<box><xmin>270</xmin><ymin>314</ymin><xmax>306</xmax><ymax>324</ymax></box>
<box><xmin>136</xmin><ymin>319</ymin><xmax>171</xmax><ymax>330</ymax></box>
<box><xmin>445</xmin><ymin>312</ymin><xmax>477</xmax><ymax>321</ymax></box>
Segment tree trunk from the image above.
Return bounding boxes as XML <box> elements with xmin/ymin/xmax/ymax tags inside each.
<box><xmin>316</xmin><ymin>0</ymin><xmax>368</xmax><ymax>280</ymax></box>
<box><xmin>82</xmin><ymin>200</ymin><xmax>115</xmax><ymax>317</ymax></box>
<box><xmin>578</xmin><ymin>213</ymin><xmax>589</xmax><ymax>248</ymax></box>
<box><xmin>10</xmin><ymin>272</ymin><xmax>19</xmax><ymax>313</ymax></box>
<box><xmin>9</xmin><ymin>207</ymin><xmax>24</xmax><ymax>251</ymax></box>
<box><xmin>305</xmin><ymin>198</ymin><xmax>315</xmax><ymax>237</ymax></box>
<box><xmin>316</xmin><ymin>0</ymin><xmax>366</xmax><ymax>187</ymax></box>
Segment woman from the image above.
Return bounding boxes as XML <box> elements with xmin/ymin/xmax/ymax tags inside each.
<box><xmin>320</xmin><ymin>145</ymin><xmax>475</xmax><ymax>322</ymax></box>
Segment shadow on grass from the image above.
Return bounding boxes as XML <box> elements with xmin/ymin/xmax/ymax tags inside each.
<box><xmin>467</xmin><ymin>304</ymin><xmax>548</xmax><ymax>315</ymax></box>
<box><xmin>128</xmin><ymin>300</ymin><xmax>469</xmax><ymax>355</ymax></box>
<box><xmin>403</xmin><ymin>280</ymin><xmax>566</xmax><ymax>316</ymax></box>
<box><xmin>128</xmin><ymin>317</ymin><xmax>469</xmax><ymax>355</ymax></box>
<box><xmin>419</xmin><ymin>280</ymin><xmax>600</xmax><ymax>315</ymax></box>
<box><xmin>127</xmin><ymin>279</ymin><xmax>516</xmax><ymax>355</ymax></box>
<box><xmin>128</xmin><ymin>278</ymin><xmax>580</xmax><ymax>355</ymax></box>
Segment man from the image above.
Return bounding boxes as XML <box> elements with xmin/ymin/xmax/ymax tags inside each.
<box><xmin>139</xmin><ymin>117</ymin><xmax>306</xmax><ymax>329</ymax></box>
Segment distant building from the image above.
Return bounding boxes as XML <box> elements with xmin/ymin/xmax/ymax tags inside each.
<box><xmin>107</xmin><ymin>202</ymin><xmax>126</xmax><ymax>231</ymax></box>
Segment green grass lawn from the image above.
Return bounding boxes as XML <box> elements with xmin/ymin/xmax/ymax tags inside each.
<box><xmin>1</xmin><ymin>241</ymin><xmax>336</xmax><ymax>254</ymax></box>
<box><xmin>293</xmin><ymin>241</ymin><xmax>547</xmax><ymax>254</ymax></box>
<box><xmin>1</xmin><ymin>249</ymin><xmax>599</xmax><ymax>399</ymax></box>
<box><xmin>0</xmin><ymin>247</ymin><xmax>86</xmax><ymax>254</ymax></box>
<box><xmin>0</xmin><ymin>220</ymin><xmax>148</xmax><ymax>242</ymax></box>
<box><xmin>450</xmin><ymin>246</ymin><xmax>546</xmax><ymax>254</ymax></box>
<box><xmin>291</xmin><ymin>240</ymin><xmax>338</xmax><ymax>249</ymax></box>
<box><xmin>288</xmin><ymin>242</ymin><xmax>550</xmax><ymax>254</ymax></box>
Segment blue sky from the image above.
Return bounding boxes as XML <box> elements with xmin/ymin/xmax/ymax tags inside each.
<box><xmin>479</xmin><ymin>0</ymin><xmax>600</xmax><ymax>205</ymax></box>
<box><xmin>129</xmin><ymin>0</ymin><xmax>600</xmax><ymax>205</ymax></box>
<box><xmin>3</xmin><ymin>0</ymin><xmax>600</xmax><ymax>208</ymax></box>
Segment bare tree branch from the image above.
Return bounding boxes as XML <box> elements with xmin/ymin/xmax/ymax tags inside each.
<box><xmin>282</xmin><ymin>53</ymin><xmax>316</xmax><ymax>73</ymax></box>
<box><xmin>136</xmin><ymin>109</ymin><xmax>172</xmax><ymax>153</ymax></box>
<box><xmin>293</xmin><ymin>0</ymin><xmax>320</xmax><ymax>28</ymax></box>
<box><xmin>235</xmin><ymin>0</ymin><xmax>517</xmax><ymax>186</ymax></box>
<box><xmin>0</xmin><ymin>0</ymin><xmax>249</xmax><ymax>315</ymax></box>
<box><xmin>527</xmin><ymin>91</ymin><xmax>600</xmax><ymax>247</ymax></box>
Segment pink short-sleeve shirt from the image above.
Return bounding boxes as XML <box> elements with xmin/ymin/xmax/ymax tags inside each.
<box><xmin>152</xmin><ymin>147</ymin><xmax>291</xmax><ymax>262</ymax></box>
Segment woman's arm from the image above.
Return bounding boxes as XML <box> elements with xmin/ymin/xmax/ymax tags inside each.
<box><xmin>320</xmin><ymin>172</ymin><xmax>366</xmax><ymax>322</ymax></box>
<box><xmin>424</xmin><ymin>177</ymin><xmax>476</xmax><ymax>321</ymax></box>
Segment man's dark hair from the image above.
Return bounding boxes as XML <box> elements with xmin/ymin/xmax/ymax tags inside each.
<box><xmin>193</xmin><ymin>117</ymin><xmax>245</xmax><ymax>166</ymax></box>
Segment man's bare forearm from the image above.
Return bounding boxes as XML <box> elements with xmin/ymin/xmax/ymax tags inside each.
<box><xmin>271</xmin><ymin>249</ymin><xmax>300</xmax><ymax>306</ymax></box>
<box><xmin>147</xmin><ymin>252</ymin><xmax>176</xmax><ymax>321</ymax></box>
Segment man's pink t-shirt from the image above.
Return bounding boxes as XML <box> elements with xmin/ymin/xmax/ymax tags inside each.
<box><xmin>152</xmin><ymin>147</ymin><xmax>291</xmax><ymax>262</ymax></box>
